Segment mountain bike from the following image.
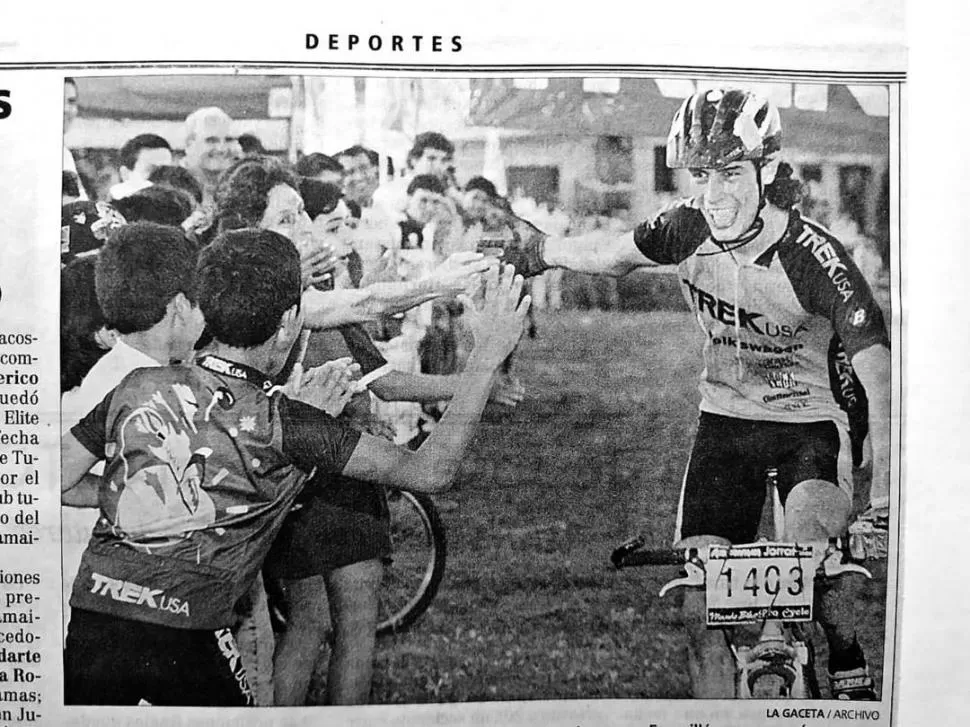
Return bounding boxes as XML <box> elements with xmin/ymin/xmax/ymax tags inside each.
<box><xmin>377</xmin><ymin>488</ymin><xmax>447</xmax><ymax>636</ymax></box>
<box><xmin>611</xmin><ymin>468</ymin><xmax>877</xmax><ymax>699</ymax></box>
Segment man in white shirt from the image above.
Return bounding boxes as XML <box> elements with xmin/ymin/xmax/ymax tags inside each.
<box><xmin>182</xmin><ymin>107</ymin><xmax>235</xmax><ymax>204</ymax></box>
<box><xmin>61</xmin><ymin>223</ymin><xmax>205</xmax><ymax>638</ymax></box>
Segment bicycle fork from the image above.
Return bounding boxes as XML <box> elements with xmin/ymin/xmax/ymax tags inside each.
<box><xmin>734</xmin><ymin>621</ymin><xmax>811</xmax><ymax>698</ymax></box>
<box><xmin>656</xmin><ymin>540</ymin><xmax>871</xmax><ymax>699</ymax></box>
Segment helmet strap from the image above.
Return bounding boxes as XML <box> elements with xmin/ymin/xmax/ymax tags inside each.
<box><xmin>698</xmin><ymin>164</ymin><xmax>767</xmax><ymax>256</ymax></box>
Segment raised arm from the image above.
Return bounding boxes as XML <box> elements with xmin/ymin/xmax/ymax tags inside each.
<box><xmin>370</xmin><ymin>369</ymin><xmax>524</xmax><ymax>407</ymax></box>
<box><xmin>301</xmin><ymin>251</ymin><xmax>492</xmax><ymax>329</ymax></box>
<box><xmin>543</xmin><ymin>230</ymin><xmax>654</xmax><ymax>277</ymax></box>
<box><xmin>341</xmin><ymin>264</ymin><xmax>530</xmax><ymax>492</ymax></box>
<box><xmin>489</xmin><ymin>204</ymin><xmax>709</xmax><ymax>278</ymax></box>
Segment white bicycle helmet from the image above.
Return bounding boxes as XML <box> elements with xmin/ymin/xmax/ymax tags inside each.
<box><xmin>666</xmin><ymin>88</ymin><xmax>782</xmax><ymax>170</ymax></box>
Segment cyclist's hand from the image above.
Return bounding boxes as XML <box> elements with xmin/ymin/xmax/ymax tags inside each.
<box><xmin>860</xmin><ymin>502</ymin><xmax>889</xmax><ymax>529</ymax></box>
<box><xmin>848</xmin><ymin>505</ymin><xmax>889</xmax><ymax>560</ymax></box>
<box><xmin>478</xmin><ymin>214</ymin><xmax>550</xmax><ymax>278</ymax></box>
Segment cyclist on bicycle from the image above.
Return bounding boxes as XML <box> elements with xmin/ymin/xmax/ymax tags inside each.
<box><xmin>496</xmin><ymin>87</ymin><xmax>890</xmax><ymax>699</ymax></box>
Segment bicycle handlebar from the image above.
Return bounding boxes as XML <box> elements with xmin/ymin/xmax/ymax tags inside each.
<box><xmin>611</xmin><ymin>536</ymin><xmax>873</xmax><ymax>573</ymax></box>
<box><xmin>613</xmin><ymin>548</ymin><xmax>685</xmax><ymax>568</ymax></box>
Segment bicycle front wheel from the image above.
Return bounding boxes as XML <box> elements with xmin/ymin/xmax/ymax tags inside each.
<box><xmin>377</xmin><ymin>489</ymin><xmax>447</xmax><ymax>637</ymax></box>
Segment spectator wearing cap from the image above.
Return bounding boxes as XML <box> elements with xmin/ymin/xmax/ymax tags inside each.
<box><xmin>109</xmin><ymin>134</ymin><xmax>173</xmax><ymax>201</ymax></box>
<box><xmin>182</xmin><ymin>107</ymin><xmax>234</xmax><ymax>204</ymax></box>
<box><xmin>61</xmin><ymin>200</ymin><xmax>127</xmax><ymax>266</ymax></box>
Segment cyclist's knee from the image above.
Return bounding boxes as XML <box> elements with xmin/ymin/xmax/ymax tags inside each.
<box><xmin>784</xmin><ymin>479</ymin><xmax>851</xmax><ymax>542</ymax></box>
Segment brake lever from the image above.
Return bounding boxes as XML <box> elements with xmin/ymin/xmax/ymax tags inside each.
<box><xmin>658</xmin><ymin>556</ymin><xmax>705</xmax><ymax>597</ymax></box>
<box><xmin>821</xmin><ymin>540</ymin><xmax>872</xmax><ymax>580</ymax></box>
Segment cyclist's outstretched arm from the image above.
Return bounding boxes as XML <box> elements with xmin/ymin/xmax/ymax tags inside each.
<box><xmin>851</xmin><ymin>343</ymin><xmax>891</xmax><ymax>510</ymax></box>
<box><xmin>544</xmin><ymin>231</ymin><xmax>656</xmax><ymax>278</ymax></box>
<box><xmin>342</xmin><ymin>264</ymin><xmax>530</xmax><ymax>493</ymax></box>
<box><xmin>497</xmin><ymin>201</ymin><xmax>709</xmax><ymax>278</ymax></box>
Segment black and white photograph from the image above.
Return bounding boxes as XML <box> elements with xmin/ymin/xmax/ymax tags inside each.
<box><xmin>56</xmin><ymin>71</ymin><xmax>899</xmax><ymax>715</ymax></box>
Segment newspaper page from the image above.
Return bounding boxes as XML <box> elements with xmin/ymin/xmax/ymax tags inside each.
<box><xmin>0</xmin><ymin>2</ymin><xmax>951</xmax><ymax>725</ymax></box>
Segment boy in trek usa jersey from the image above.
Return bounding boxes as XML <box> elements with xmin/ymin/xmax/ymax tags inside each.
<box><xmin>60</xmin><ymin>228</ymin><xmax>531</xmax><ymax>706</ymax></box>
<box><xmin>492</xmin><ymin>88</ymin><xmax>890</xmax><ymax>700</ymax></box>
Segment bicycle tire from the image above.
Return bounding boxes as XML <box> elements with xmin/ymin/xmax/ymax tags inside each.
<box><xmin>377</xmin><ymin>489</ymin><xmax>447</xmax><ymax>637</ymax></box>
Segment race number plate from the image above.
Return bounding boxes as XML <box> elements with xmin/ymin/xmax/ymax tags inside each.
<box><xmin>705</xmin><ymin>542</ymin><xmax>814</xmax><ymax>626</ymax></box>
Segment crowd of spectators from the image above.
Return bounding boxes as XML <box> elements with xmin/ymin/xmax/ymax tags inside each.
<box><xmin>60</xmin><ymin>81</ymin><xmax>889</xmax><ymax>707</ymax></box>
<box><xmin>60</xmin><ymin>88</ymin><xmax>537</xmax><ymax>707</ymax></box>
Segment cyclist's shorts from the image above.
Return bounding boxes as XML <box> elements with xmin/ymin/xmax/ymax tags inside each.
<box><xmin>674</xmin><ymin>412</ymin><xmax>852</xmax><ymax>544</ymax></box>
<box><xmin>64</xmin><ymin>609</ymin><xmax>253</xmax><ymax>706</ymax></box>
<box><xmin>264</xmin><ymin>474</ymin><xmax>392</xmax><ymax>579</ymax></box>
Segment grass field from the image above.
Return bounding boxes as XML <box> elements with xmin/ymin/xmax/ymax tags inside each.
<box><xmin>314</xmin><ymin>309</ymin><xmax>889</xmax><ymax>703</ymax></box>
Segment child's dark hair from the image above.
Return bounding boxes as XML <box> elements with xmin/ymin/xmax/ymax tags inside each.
<box><xmin>197</xmin><ymin>229</ymin><xmax>302</xmax><ymax>348</ymax></box>
<box><xmin>113</xmin><ymin>185</ymin><xmax>195</xmax><ymax>228</ymax></box>
<box><xmin>407</xmin><ymin>174</ymin><xmax>447</xmax><ymax>197</ymax></box>
<box><xmin>61</xmin><ymin>256</ymin><xmax>109</xmax><ymax>392</ymax></box>
<box><xmin>299</xmin><ymin>178</ymin><xmax>343</xmax><ymax>220</ymax></box>
<box><xmin>296</xmin><ymin>153</ymin><xmax>344</xmax><ymax>180</ymax></box>
<box><xmin>148</xmin><ymin>165</ymin><xmax>204</xmax><ymax>206</ymax></box>
<box><xmin>95</xmin><ymin>222</ymin><xmax>199</xmax><ymax>334</ymax></box>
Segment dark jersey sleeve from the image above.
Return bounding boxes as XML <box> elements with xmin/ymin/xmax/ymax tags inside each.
<box><xmin>338</xmin><ymin>324</ymin><xmax>387</xmax><ymax>375</ymax></box>
<box><xmin>279</xmin><ymin>396</ymin><xmax>362</xmax><ymax>476</ymax></box>
<box><xmin>779</xmin><ymin>217</ymin><xmax>889</xmax><ymax>359</ymax></box>
<box><xmin>632</xmin><ymin>201</ymin><xmax>711</xmax><ymax>265</ymax></box>
<box><xmin>69</xmin><ymin>389</ymin><xmax>115</xmax><ymax>458</ymax></box>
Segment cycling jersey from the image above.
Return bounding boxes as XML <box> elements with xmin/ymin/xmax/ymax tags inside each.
<box><xmin>69</xmin><ymin>355</ymin><xmax>361</xmax><ymax>630</ymax></box>
<box><xmin>633</xmin><ymin>202</ymin><xmax>887</xmax><ymax>426</ymax></box>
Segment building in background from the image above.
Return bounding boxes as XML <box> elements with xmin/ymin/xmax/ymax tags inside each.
<box><xmin>66</xmin><ymin>75</ymin><xmax>889</xmax><ymax>249</ymax></box>
<box><xmin>460</xmin><ymin>78</ymin><xmax>890</xmax><ymax>241</ymax></box>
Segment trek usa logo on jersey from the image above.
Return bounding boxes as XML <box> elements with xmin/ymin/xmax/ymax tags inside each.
<box><xmin>796</xmin><ymin>227</ymin><xmax>855</xmax><ymax>302</ymax></box>
<box><xmin>682</xmin><ymin>280</ymin><xmax>808</xmax><ymax>338</ymax></box>
<box><xmin>88</xmin><ymin>572</ymin><xmax>191</xmax><ymax>618</ymax></box>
